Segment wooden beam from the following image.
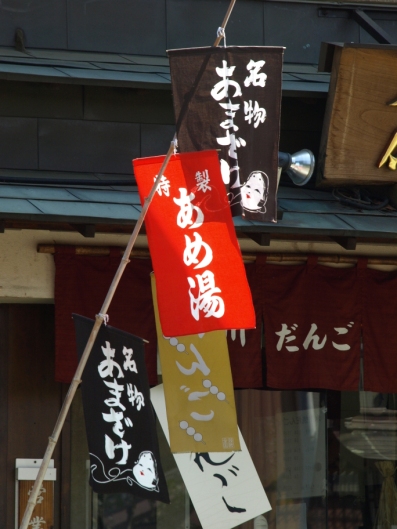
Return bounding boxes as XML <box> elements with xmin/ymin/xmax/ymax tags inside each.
<box><xmin>37</xmin><ymin>245</ymin><xmax>397</xmax><ymax>266</ymax></box>
<box><xmin>330</xmin><ymin>236</ymin><xmax>357</xmax><ymax>251</ymax></box>
<box><xmin>351</xmin><ymin>9</ymin><xmax>392</xmax><ymax>44</ymax></box>
<box><xmin>71</xmin><ymin>224</ymin><xmax>96</xmax><ymax>238</ymax></box>
<box><xmin>243</xmin><ymin>233</ymin><xmax>271</xmax><ymax>247</ymax></box>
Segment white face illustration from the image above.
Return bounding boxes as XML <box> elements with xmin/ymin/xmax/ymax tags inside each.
<box><xmin>241</xmin><ymin>172</ymin><xmax>265</xmax><ymax>211</ymax></box>
<box><xmin>133</xmin><ymin>451</ymin><xmax>158</xmax><ymax>490</ymax></box>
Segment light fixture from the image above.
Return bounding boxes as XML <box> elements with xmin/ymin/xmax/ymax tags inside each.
<box><xmin>278</xmin><ymin>149</ymin><xmax>316</xmax><ymax>186</ymax></box>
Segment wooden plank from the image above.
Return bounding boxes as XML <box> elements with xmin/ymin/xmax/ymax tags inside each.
<box><xmin>7</xmin><ymin>305</ymin><xmax>62</xmax><ymax>529</ymax></box>
<box><xmin>18</xmin><ymin>481</ymin><xmax>54</xmax><ymax>527</ymax></box>
<box><xmin>318</xmin><ymin>46</ymin><xmax>397</xmax><ymax>186</ymax></box>
<box><xmin>0</xmin><ymin>307</ymin><xmax>9</xmax><ymax>528</ymax></box>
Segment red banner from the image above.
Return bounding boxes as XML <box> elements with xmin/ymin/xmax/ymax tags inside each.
<box><xmin>54</xmin><ymin>248</ymin><xmax>158</xmax><ymax>384</ymax></box>
<box><xmin>258</xmin><ymin>255</ymin><xmax>363</xmax><ymax>391</ymax></box>
<box><xmin>363</xmin><ymin>266</ymin><xmax>397</xmax><ymax>393</ymax></box>
<box><xmin>133</xmin><ymin>150</ymin><xmax>255</xmax><ymax>336</ymax></box>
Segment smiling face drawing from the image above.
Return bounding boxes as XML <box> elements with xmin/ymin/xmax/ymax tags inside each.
<box><xmin>241</xmin><ymin>171</ymin><xmax>269</xmax><ymax>212</ymax></box>
<box><xmin>132</xmin><ymin>451</ymin><xmax>159</xmax><ymax>491</ymax></box>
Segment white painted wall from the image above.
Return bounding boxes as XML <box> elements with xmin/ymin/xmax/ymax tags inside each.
<box><xmin>0</xmin><ymin>230</ymin><xmax>143</xmax><ymax>302</ymax></box>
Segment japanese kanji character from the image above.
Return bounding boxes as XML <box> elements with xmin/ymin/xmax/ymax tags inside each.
<box><xmin>195</xmin><ymin>170</ymin><xmax>211</xmax><ymax>192</ymax></box>
<box><xmin>105</xmin><ymin>434</ymin><xmax>131</xmax><ymax>465</ymax></box>
<box><xmin>28</xmin><ymin>517</ymin><xmax>46</xmax><ymax>529</ymax></box>
<box><xmin>332</xmin><ymin>321</ymin><xmax>354</xmax><ymax>351</ymax></box>
<box><xmin>154</xmin><ymin>174</ymin><xmax>171</xmax><ymax>196</ymax></box>
<box><xmin>228</xmin><ymin>329</ymin><xmax>246</xmax><ymax>347</ymax></box>
<box><xmin>173</xmin><ymin>188</ymin><xmax>204</xmax><ymax>229</ymax></box>
<box><xmin>216</xmin><ymin>129</ymin><xmax>246</xmax><ymax>158</ymax></box>
<box><xmin>187</xmin><ymin>271</ymin><xmax>225</xmax><ymax>320</ymax></box>
<box><xmin>191</xmin><ymin>410</ymin><xmax>215</xmax><ymax>421</ymax></box>
<box><xmin>219</xmin><ymin>100</ymin><xmax>240</xmax><ymax>116</ymax></box>
<box><xmin>244</xmin><ymin>59</ymin><xmax>267</xmax><ymax>87</ymax></box>
<box><xmin>126</xmin><ymin>383</ymin><xmax>145</xmax><ymax>411</ymax></box>
<box><xmin>98</xmin><ymin>341</ymin><xmax>124</xmax><ymax>379</ymax></box>
<box><xmin>244</xmin><ymin>100</ymin><xmax>267</xmax><ymax>128</ymax></box>
<box><xmin>122</xmin><ymin>346</ymin><xmax>138</xmax><ymax>373</ymax></box>
<box><xmin>194</xmin><ymin>453</ymin><xmax>247</xmax><ymax>513</ymax></box>
<box><xmin>104</xmin><ymin>378</ymin><xmax>126</xmax><ymax>411</ymax></box>
<box><xmin>176</xmin><ymin>343</ymin><xmax>210</xmax><ymax>376</ymax></box>
<box><xmin>187</xmin><ymin>389</ymin><xmax>209</xmax><ymax>400</ymax></box>
<box><xmin>211</xmin><ymin>61</ymin><xmax>242</xmax><ymax>101</ymax></box>
<box><xmin>183</xmin><ymin>232</ymin><xmax>213</xmax><ymax>269</ymax></box>
<box><xmin>102</xmin><ymin>408</ymin><xmax>125</xmax><ymax>438</ymax></box>
<box><xmin>28</xmin><ymin>485</ymin><xmax>46</xmax><ymax>504</ymax></box>
<box><xmin>303</xmin><ymin>323</ymin><xmax>327</xmax><ymax>350</ymax></box>
<box><xmin>275</xmin><ymin>323</ymin><xmax>299</xmax><ymax>352</ymax></box>
<box><xmin>216</xmin><ymin>101</ymin><xmax>243</xmax><ymax>159</ymax></box>
<box><xmin>220</xmin><ymin>116</ymin><xmax>239</xmax><ymax>133</ymax></box>
<box><xmin>194</xmin><ymin>452</ymin><xmax>235</xmax><ymax>472</ymax></box>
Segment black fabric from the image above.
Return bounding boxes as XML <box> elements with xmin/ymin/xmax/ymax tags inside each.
<box><xmin>74</xmin><ymin>314</ymin><xmax>169</xmax><ymax>503</ymax></box>
<box><xmin>168</xmin><ymin>46</ymin><xmax>283</xmax><ymax>222</ymax></box>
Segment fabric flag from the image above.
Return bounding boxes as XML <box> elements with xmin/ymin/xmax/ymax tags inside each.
<box><xmin>54</xmin><ymin>248</ymin><xmax>157</xmax><ymax>385</ymax></box>
<box><xmin>151</xmin><ymin>273</ymin><xmax>240</xmax><ymax>453</ymax></box>
<box><xmin>362</xmin><ymin>265</ymin><xmax>397</xmax><ymax>393</ymax></box>
<box><xmin>151</xmin><ymin>384</ymin><xmax>271</xmax><ymax>529</ymax></box>
<box><xmin>168</xmin><ymin>46</ymin><xmax>283</xmax><ymax>222</ymax></box>
<box><xmin>257</xmin><ymin>255</ymin><xmax>363</xmax><ymax>391</ymax></box>
<box><xmin>226</xmin><ymin>262</ymin><xmax>263</xmax><ymax>388</ymax></box>
<box><xmin>73</xmin><ymin>314</ymin><xmax>169</xmax><ymax>503</ymax></box>
<box><xmin>133</xmin><ymin>149</ymin><xmax>255</xmax><ymax>337</ymax></box>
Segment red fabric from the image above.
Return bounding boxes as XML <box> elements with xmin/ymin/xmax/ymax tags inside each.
<box><xmin>227</xmin><ymin>262</ymin><xmax>263</xmax><ymax>388</ymax></box>
<box><xmin>363</xmin><ymin>267</ymin><xmax>397</xmax><ymax>392</ymax></box>
<box><xmin>258</xmin><ymin>255</ymin><xmax>362</xmax><ymax>391</ymax></box>
<box><xmin>54</xmin><ymin>248</ymin><xmax>158</xmax><ymax>385</ymax></box>
<box><xmin>133</xmin><ymin>150</ymin><xmax>255</xmax><ymax>336</ymax></box>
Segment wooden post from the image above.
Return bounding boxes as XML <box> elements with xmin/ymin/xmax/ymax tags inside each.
<box><xmin>19</xmin><ymin>2</ymin><xmax>239</xmax><ymax>527</ymax></box>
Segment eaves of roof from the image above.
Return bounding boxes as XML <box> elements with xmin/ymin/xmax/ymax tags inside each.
<box><xmin>0</xmin><ymin>178</ymin><xmax>396</xmax><ymax>243</ymax></box>
<box><xmin>0</xmin><ymin>47</ymin><xmax>330</xmax><ymax>94</ymax></box>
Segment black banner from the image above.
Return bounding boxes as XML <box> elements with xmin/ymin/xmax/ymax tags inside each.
<box><xmin>74</xmin><ymin>314</ymin><xmax>169</xmax><ymax>503</ymax></box>
<box><xmin>168</xmin><ymin>46</ymin><xmax>284</xmax><ymax>222</ymax></box>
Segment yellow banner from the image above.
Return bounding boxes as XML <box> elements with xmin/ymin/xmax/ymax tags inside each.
<box><xmin>151</xmin><ymin>273</ymin><xmax>240</xmax><ymax>453</ymax></box>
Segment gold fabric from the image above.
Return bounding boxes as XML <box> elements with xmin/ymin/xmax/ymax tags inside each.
<box><xmin>151</xmin><ymin>273</ymin><xmax>240</xmax><ymax>453</ymax></box>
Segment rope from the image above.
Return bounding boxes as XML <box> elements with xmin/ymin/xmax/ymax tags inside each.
<box><xmin>97</xmin><ymin>313</ymin><xmax>109</xmax><ymax>325</ymax></box>
<box><xmin>217</xmin><ymin>26</ymin><xmax>226</xmax><ymax>46</ymax></box>
<box><xmin>172</xmin><ymin>137</ymin><xmax>178</xmax><ymax>155</ymax></box>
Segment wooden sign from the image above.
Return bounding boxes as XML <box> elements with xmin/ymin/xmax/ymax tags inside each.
<box><xmin>318</xmin><ymin>43</ymin><xmax>397</xmax><ymax>186</ymax></box>
<box><xmin>16</xmin><ymin>459</ymin><xmax>56</xmax><ymax>529</ymax></box>
<box><xmin>18</xmin><ymin>481</ymin><xmax>54</xmax><ymax>528</ymax></box>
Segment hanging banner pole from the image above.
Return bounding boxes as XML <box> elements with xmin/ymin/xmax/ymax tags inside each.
<box><xmin>19</xmin><ymin>138</ymin><xmax>176</xmax><ymax>529</ymax></box>
<box><xmin>214</xmin><ymin>0</ymin><xmax>236</xmax><ymax>46</ymax></box>
<box><xmin>19</xmin><ymin>2</ymin><xmax>238</xmax><ymax>527</ymax></box>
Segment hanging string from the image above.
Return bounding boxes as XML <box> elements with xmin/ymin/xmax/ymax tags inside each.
<box><xmin>217</xmin><ymin>26</ymin><xmax>226</xmax><ymax>46</ymax></box>
<box><xmin>172</xmin><ymin>136</ymin><xmax>178</xmax><ymax>155</ymax></box>
<box><xmin>97</xmin><ymin>313</ymin><xmax>109</xmax><ymax>326</ymax></box>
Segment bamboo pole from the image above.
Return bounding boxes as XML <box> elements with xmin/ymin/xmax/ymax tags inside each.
<box><xmin>19</xmin><ymin>139</ymin><xmax>176</xmax><ymax>529</ymax></box>
<box><xmin>19</xmin><ymin>2</ymin><xmax>238</xmax><ymax>527</ymax></box>
<box><xmin>214</xmin><ymin>0</ymin><xmax>237</xmax><ymax>46</ymax></box>
<box><xmin>37</xmin><ymin>244</ymin><xmax>397</xmax><ymax>267</ymax></box>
